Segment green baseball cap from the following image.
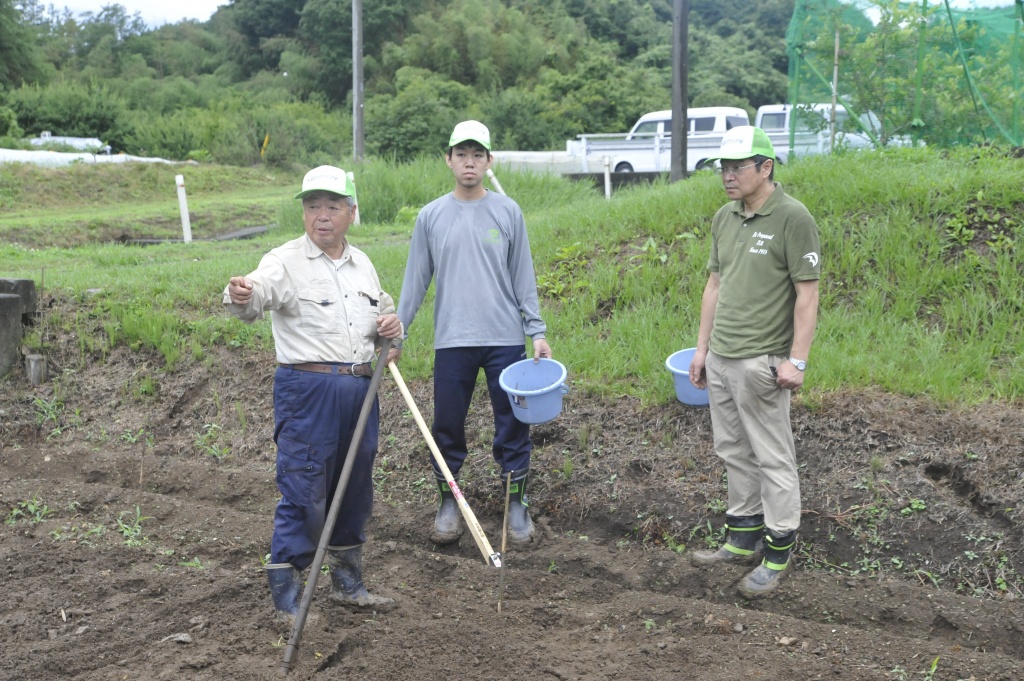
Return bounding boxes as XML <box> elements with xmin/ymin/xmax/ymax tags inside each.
<box><xmin>448</xmin><ymin>120</ymin><xmax>491</xmax><ymax>150</ymax></box>
<box><xmin>294</xmin><ymin>165</ymin><xmax>355</xmax><ymax>199</ymax></box>
<box><xmin>708</xmin><ymin>126</ymin><xmax>775</xmax><ymax>161</ymax></box>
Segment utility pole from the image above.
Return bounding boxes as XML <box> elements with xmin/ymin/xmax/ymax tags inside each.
<box><xmin>670</xmin><ymin>0</ymin><xmax>689</xmax><ymax>182</ymax></box>
<box><xmin>352</xmin><ymin>0</ymin><xmax>364</xmax><ymax>161</ymax></box>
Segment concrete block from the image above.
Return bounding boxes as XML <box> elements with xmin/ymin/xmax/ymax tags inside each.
<box><xmin>0</xmin><ymin>293</ymin><xmax>23</xmax><ymax>377</ymax></box>
<box><xmin>0</xmin><ymin>279</ymin><xmax>38</xmax><ymax>322</ymax></box>
<box><xmin>26</xmin><ymin>354</ymin><xmax>48</xmax><ymax>385</ymax></box>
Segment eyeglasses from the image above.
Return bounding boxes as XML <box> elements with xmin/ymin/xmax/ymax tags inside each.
<box><xmin>714</xmin><ymin>162</ymin><xmax>759</xmax><ymax>176</ymax></box>
<box><xmin>303</xmin><ymin>203</ymin><xmax>348</xmax><ymax>216</ymax></box>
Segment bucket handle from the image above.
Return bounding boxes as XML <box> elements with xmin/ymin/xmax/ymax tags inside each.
<box><xmin>560</xmin><ymin>383</ymin><xmax>570</xmax><ymax>395</ymax></box>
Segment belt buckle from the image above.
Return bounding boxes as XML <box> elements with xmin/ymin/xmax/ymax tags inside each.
<box><xmin>345</xmin><ymin>364</ymin><xmax>356</xmax><ymax>376</ymax></box>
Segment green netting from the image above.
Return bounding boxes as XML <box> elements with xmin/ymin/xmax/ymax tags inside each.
<box><xmin>787</xmin><ymin>0</ymin><xmax>1023</xmax><ymax>148</ymax></box>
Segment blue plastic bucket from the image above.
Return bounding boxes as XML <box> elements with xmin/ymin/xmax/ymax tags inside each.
<box><xmin>665</xmin><ymin>348</ymin><xmax>709</xmax><ymax>407</ymax></box>
<box><xmin>498</xmin><ymin>358</ymin><xmax>569</xmax><ymax>424</ymax></box>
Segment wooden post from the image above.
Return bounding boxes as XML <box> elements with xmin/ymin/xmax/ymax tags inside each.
<box><xmin>353</xmin><ymin>0</ymin><xmax>365</xmax><ymax>161</ymax></box>
<box><xmin>670</xmin><ymin>0</ymin><xmax>689</xmax><ymax>182</ymax></box>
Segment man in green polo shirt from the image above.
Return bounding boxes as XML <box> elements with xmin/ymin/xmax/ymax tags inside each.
<box><xmin>686</xmin><ymin>126</ymin><xmax>821</xmax><ymax>598</ymax></box>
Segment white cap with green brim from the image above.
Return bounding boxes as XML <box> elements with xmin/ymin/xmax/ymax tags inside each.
<box><xmin>294</xmin><ymin>165</ymin><xmax>355</xmax><ymax>199</ymax></box>
<box><xmin>449</xmin><ymin>120</ymin><xmax>491</xmax><ymax>151</ymax></box>
<box><xmin>707</xmin><ymin>126</ymin><xmax>776</xmax><ymax>161</ymax></box>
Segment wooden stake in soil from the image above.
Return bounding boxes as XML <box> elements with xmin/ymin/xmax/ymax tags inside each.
<box><xmin>498</xmin><ymin>470</ymin><xmax>512</xmax><ymax>613</ymax></box>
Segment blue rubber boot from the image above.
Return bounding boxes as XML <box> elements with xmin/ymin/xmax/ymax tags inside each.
<box><xmin>266</xmin><ymin>563</ymin><xmax>302</xmax><ymax>622</ymax></box>
<box><xmin>327</xmin><ymin>545</ymin><xmax>395</xmax><ymax>610</ymax></box>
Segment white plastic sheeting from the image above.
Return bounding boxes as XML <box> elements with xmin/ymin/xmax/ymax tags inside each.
<box><xmin>0</xmin><ymin>148</ymin><xmax>187</xmax><ymax>167</ymax></box>
<box><xmin>30</xmin><ymin>134</ymin><xmax>111</xmax><ymax>153</ymax></box>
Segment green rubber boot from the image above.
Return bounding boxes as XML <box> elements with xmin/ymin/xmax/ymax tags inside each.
<box><xmin>690</xmin><ymin>514</ymin><xmax>765</xmax><ymax>567</ymax></box>
<box><xmin>504</xmin><ymin>470</ymin><xmax>535</xmax><ymax>544</ymax></box>
<box><xmin>431</xmin><ymin>478</ymin><xmax>463</xmax><ymax>545</ymax></box>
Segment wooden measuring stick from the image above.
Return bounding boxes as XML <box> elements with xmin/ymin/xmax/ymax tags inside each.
<box><xmin>387</xmin><ymin>362</ymin><xmax>501</xmax><ymax>568</ymax></box>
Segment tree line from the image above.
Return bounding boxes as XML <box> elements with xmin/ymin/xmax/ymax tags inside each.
<box><xmin>0</xmin><ymin>0</ymin><xmax>794</xmax><ymax>165</ymax></box>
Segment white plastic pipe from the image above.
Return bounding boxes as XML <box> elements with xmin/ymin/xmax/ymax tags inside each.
<box><xmin>175</xmin><ymin>174</ymin><xmax>192</xmax><ymax>243</ymax></box>
<box><xmin>603</xmin><ymin>156</ymin><xmax>612</xmax><ymax>199</ymax></box>
<box><xmin>486</xmin><ymin>168</ymin><xmax>507</xmax><ymax>196</ymax></box>
<box><xmin>347</xmin><ymin>171</ymin><xmax>360</xmax><ymax>224</ymax></box>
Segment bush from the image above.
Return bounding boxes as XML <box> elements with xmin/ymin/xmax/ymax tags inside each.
<box><xmin>6</xmin><ymin>82</ymin><xmax>128</xmax><ymax>149</ymax></box>
<box><xmin>0</xmin><ymin>106</ymin><xmax>22</xmax><ymax>137</ymax></box>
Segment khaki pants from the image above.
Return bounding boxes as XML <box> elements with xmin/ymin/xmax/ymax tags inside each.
<box><xmin>706</xmin><ymin>351</ymin><xmax>801</xmax><ymax>533</ymax></box>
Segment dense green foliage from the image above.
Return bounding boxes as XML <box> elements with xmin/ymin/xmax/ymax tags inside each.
<box><xmin>0</xmin><ymin>0</ymin><xmax>796</xmax><ymax>164</ymax></box>
<box><xmin>790</xmin><ymin>0</ymin><xmax>1024</xmax><ymax>147</ymax></box>
<box><xmin>2</xmin><ymin>147</ymin><xmax>1022</xmax><ymax>404</ymax></box>
<box><xmin>2</xmin><ymin>1</ymin><xmax>1020</xmax><ymax>164</ymax></box>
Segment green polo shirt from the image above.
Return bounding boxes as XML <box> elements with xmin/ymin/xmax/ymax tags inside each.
<box><xmin>708</xmin><ymin>182</ymin><xmax>821</xmax><ymax>359</ymax></box>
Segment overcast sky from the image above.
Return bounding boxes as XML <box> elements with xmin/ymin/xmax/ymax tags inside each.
<box><xmin>52</xmin><ymin>0</ymin><xmax>1017</xmax><ymax>30</ymax></box>
<box><xmin>56</xmin><ymin>1</ymin><xmax>225</xmax><ymax>28</ymax></box>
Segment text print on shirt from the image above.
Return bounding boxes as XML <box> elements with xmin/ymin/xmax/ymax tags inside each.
<box><xmin>748</xmin><ymin>230</ymin><xmax>775</xmax><ymax>256</ymax></box>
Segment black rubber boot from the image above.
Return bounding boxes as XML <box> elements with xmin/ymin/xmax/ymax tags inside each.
<box><xmin>690</xmin><ymin>514</ymin><xmax>765</xmax><ymax>567</ymax></box>
<box><xmin>327</xmin><ymin>545</ymin><xmax>395</xmax><ymax>609</ymax></box>
<box><xmin>431</xmin><ymin>478</ymin><xmax>463</xmax><ymax>545</ymax></box>
<box><xmin>504</xmin><ymin>470</ymin><xmax>535</xmax><ymax>544</ymax></box>
<box><xmin>738</xmin><ymin>528</ymin><xmax>797</xmax><ymax>599</ymax></box>
<box><xmin>266</xmin><ymin>563</ymin><xmax>302</xmax><ymax>622</ymax></box>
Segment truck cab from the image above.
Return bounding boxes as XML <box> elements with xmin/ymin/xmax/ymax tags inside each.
<box><xmin>625</xmin><ymin>107</ymin><xmax>750</xmax><ymax>141</ymax></box>
<box><xmin>755</xmin><ymin>103</ymin><xmax>906</xmax><ymax>163</ymax></box>
<box><xmin>606</xmin><ymin>107</ymin><xmax>750</xmax><ymax>172</ymax></box>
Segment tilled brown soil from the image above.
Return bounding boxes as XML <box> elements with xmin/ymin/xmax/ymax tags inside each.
<box><xmin>1</xmin><ymin>340</ymin><xmax>1022</xmax><ymax>681</ymax></box>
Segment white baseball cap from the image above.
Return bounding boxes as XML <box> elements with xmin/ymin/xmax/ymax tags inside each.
<box><xmin>708</xmin><ymin>126</ymin><xmax>776</xmax><ymax>161</ymax></box>
<box><xmin>294</xmin><ymin>165</ymin><xmax>355</xmax><ymax>199</ymax></box>
<box><xmin>448</xmin><ymin>120</ymin><xmax>491</xmax><ymax>150</ymax></box>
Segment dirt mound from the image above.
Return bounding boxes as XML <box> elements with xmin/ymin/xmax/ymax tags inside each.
<box><xmin>1</xmin><ymin>336</ymin><xmax>1022</xmax><ymax>680</ymax></box>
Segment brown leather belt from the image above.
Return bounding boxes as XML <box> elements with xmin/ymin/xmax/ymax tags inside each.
<box><xmin>282</xmin><ymin>362</ymin><xmax>373</xmax><ymax>377</ymax></box>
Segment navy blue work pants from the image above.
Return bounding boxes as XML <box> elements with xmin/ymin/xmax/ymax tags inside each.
<box><xmin>269</xmin><ymin>366</ymin><xmax>379</xmax><ymax>569</ymax></box>
<box><xmin>431</xmin><ymin>346</ymin><xmax>532</xmax><ymax>480</ymax></box>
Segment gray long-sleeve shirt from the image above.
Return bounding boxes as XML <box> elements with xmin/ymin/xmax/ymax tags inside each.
<box><xmin>397</xmin><ymin>190</ymin><xmax>546</xmax><ymax>349</ymax></box>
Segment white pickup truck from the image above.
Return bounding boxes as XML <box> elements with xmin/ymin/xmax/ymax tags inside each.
<box><xmin>755</xmin><ymin>103</ymin><xmax>909</xmax><ymax>164</ymax></box>
<box><xmin>493</xmin><ymin>103</ymin><xmax>909</xmax><ymax>176</ymax></box>
<box><xmin>566</xmin><ymin>107</ymin><xmax>750</xmax><ymax>173</ymax></box>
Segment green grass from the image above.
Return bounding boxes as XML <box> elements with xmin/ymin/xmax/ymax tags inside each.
<box><xmin>2</xmin><ymin>145</ymin><xmax>1023</xmax><ymax>406</ymax></box>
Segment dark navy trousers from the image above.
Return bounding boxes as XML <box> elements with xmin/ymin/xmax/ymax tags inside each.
<box><xmin>270</xmin><ymin>366</ymin><xmax>379</xmax><ymax>569</ymax></box>
<box><xmin>431</xmin><ymin>346</ymin><xmax>532</xmax><ymax>480</ymax></box>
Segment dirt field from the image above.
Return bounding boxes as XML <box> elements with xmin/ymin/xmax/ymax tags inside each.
<box><xmin>2</xmin><ymin>322</ymin><xmax>1023</xmax><ymax>681</ymax></box>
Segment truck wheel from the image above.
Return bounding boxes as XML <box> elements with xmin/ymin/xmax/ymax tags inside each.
<box><xmin>694</xmin><ymin>159</ymin><xmax>712</xmax><ymax>171</ymax></box>
<box><xmin>614</xmin><ymin>162</ymin><xmax>633</xmax><ymax>173</ymax></box>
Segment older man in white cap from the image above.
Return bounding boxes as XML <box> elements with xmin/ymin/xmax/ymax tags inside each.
<box><xmin>395</xmin><ymin>121</ymin><xmax>553</xmax><ymax>547</ymax></box>
<box><xmin>224</xmin><ymin>166</ymin><xmax>403</xmax><ymax>621</ymax></box>
<box><xmin>685</xmin><ymin>127</ymin><xmax>821</xmax><ymax>598</ymax></box>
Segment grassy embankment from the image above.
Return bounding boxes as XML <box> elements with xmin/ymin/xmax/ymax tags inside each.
<box><xmin>1</xmin><ymin>146</ymin><xmax>1022</xmax><ymax>406</ymax></box>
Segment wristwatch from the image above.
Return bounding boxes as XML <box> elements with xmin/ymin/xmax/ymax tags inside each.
<box><xmin>788</xmin><ymin>357</ymin><xmax>807</xmax><ymax>371</ymax></box>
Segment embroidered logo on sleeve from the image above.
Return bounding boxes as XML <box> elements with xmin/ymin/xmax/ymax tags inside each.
<box><xmin>802</xmin><ymin>252</ymin><xmax>820</xmax><ymax>267</ymax></box>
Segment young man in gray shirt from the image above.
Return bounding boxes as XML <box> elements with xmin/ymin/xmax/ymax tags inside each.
<box><xmin>395</xmin><ymin>120</ymin><xmax>552</xmax><ymax>546</ymax></box>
